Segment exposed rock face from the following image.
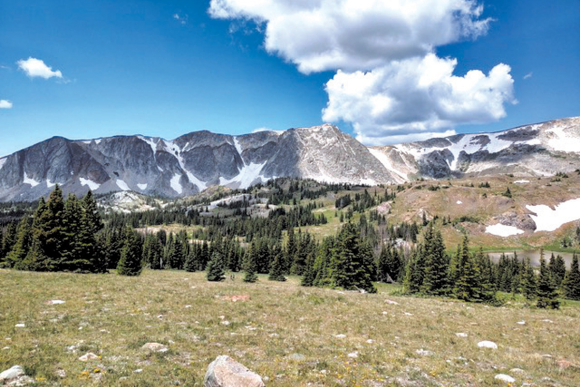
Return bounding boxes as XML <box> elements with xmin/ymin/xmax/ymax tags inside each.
<box><xmin>203</xmin><ymin>355</ymin><xmax>265</xmax><ymax>387</ymax></box>
<box><xmin>370</xmin><ymin>116</ymin><xmax>580</xmax><ymax>180</ymax></box>
<box><xmin>0</xmin><ymin>125</ymin><xmax>397</xmax><ymax>202</ymax></box>
<box><xmin>1</xmin><ymin>116</ymin><xmax>579</xmax><ymax>202</ymax></box>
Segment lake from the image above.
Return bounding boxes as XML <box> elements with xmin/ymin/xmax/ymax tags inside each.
<box><xmin>486</xmin><ymin>250</ymin><xmax>577</xmax><ymax>268</ymax></box>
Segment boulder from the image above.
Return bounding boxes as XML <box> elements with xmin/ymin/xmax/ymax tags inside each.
<box><xmin>0</xmin><ymin>366</ymin><xmax>24</xmax><ymax>383</ymax></box>
<box><xmin>494</xmin><ymin>374</ymin><xmax>516</xmax><ymax>383</ymax></box>
<box><xmin>141</xmin><ymin>342</ymin><xmax>168</xmax><ymax>353</ymax></box>
<box><xmin>203</xmin><ymin>355</ymin><xmax>265</xmax><ymax>387</ymax></box>
<box><xmin>78</xmin><ymin>352</ymin><xmax>99</xmax><ymax>361</ymax></box>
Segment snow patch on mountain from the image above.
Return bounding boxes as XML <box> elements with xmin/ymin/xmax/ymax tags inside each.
<box><xmin>164</xmin><ymin>139</ymin><xmax>207</xmax><ymax>191</ymax></box>
<box><xmin>220</xmin><ymin>161</ymin><xmax>267</xmax><ymax>189</ymax></box>
<box><xmin>486</xmin><ymin>224</ymin><xmax>525</xmax><ymax>237</ymax></box>
<box><xmin>514</xmin><ymin>180</ymin><xmax>530</xmax><ymax>184</ymax></box>
<box><xmin>368</xmin><ymin>148</ymin><xmax>408</xmax><ymax>182</ymax></box>
<box><xmin>547</xmin><ymin>125</ymin><xmax>580</xmax><ymax>153</ymax></box>
<box><xmin>137</xmin><ymin>183</ymin><xmax>148</xmax><ymax>190</ymax></box>
<box><xmin>170</xmin><ymin>174</ymin><xmax>183</xmax><ymax>194</ymax></box>
<box><xmin>46</xmin><ymin>179</ymin><xmax>55</xmax><ymax>188</ymax></box>
<box><xmin>116</xmin><ymin>179</ymin><xmax>130</xmax><ymax>191</ymax></box>
<box><xmin>80</xmin><ymin>178</ymin><xmax>100</xmax><ymax>191</ymax></box>
<box><xmin>139</xmin><ymin>136</ymin><xmax>158</xmax><ymax>155</ymax></box>
<box><xmin>0</xmin><ymin>158</ymin><xmax>6</xmax><ymax>170</ymax></box>
<box><xmin>233</xmin><ymin>137</ymin><xmax>245</xmax><ymax>164</ymax></box>
<box><xmin>23</xmin><ymin>172</ymin><xmax>40</xmax><ymax>187</ymax></box>
<box><xmin>527</xmin><ymin>198</ymin><xmax>580</xmax><ymax>232</ymax></box>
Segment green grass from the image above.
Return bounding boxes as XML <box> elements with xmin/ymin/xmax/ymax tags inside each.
<box><xmin>1</xmin><ymin>269</ymin><xmax>579</xmax><ymax>386</ymax></box>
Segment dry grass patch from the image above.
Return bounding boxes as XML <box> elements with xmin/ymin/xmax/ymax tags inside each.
<box><xmin>1</xmin><ymin>269</ymin><xmax>579</xmax><ymax>386</ymax></box>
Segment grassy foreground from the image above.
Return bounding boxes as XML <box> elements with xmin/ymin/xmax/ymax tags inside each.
<box><xmin>1</xmin><ymin>269</ymin><xmax>579</xmax><ymax>386</ymax></box>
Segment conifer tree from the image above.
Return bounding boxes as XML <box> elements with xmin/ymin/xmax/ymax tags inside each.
<box><xmin>184</xmin><ymin>243</ymin><xmax>199</xmax><ymax>272</ymax></box>
<box><xmin>404</xmin><ymin>246</ymin><xmax>424</xmax><ymax>294</ymax></box>
<box><xmin>301</xmin><ymin>251</ymin><xmax>316</xmax><ymax>286</ymax></box>
<box><xmin>520</xmin><ymin>257</ymin><xmax>537</xmax><ymax>300</ymax></box>
<box><xmin>7</xmin><ymin>216</ymin><xmax>32</xmax><ymax>269</ymax></box>
<box><xmin>19</xmin><ymin>197</ymin><xmax>52</xmax><ymax>271</ymax></box>
<box><xmin>1</xmin><ymin>221</ymin><xmax>18</xmax><ymax>265</ymax></box>
<box><xmin>243</xmin><ymin>247</ymin><xmax>258</xmax><ymax>283</ymax></box>
<box><xmin>284</xmin><ymin>227</ymin><xmax>297</xmax><ymax>273</ymax></box>
<box><xmin>117</xmin><ymin>227</ymin><xmax>143</xmax><ymax>276</ymax></box>
<box><xmin>145</xmin><ymin>234</ymin><xmax>164</xmax><ymax>270</ymax></box>
<box><xmin>268</xmin><ymin>246</ymin><xmax>286</xmax><ymax>281</ymax></box>
<box><xmin>536</xmin><ymin>256</ymin><xmax>560</xmax><ymax>309</ymax></box>
<box><xmin>206</xmin><ymin>252</ymin><xmax>226</xmax><ymax>282</ymax></box>
<box><xmin>312</xmin><ymin>237</ymin><xmax>334</xmax><ymax>287</ymax></box>
<box><xmin>548</xmin><ymin>254</ymin><xmax>566</xmax><ymax>287</ymax></box>
<box><xmin>42</xmin><ymin>185</ymin><xmax>65</xmax><ymax>270</ymax></box>
<box><xmin>377</xmin><ymin>244</ymin><xmax>392</xmax><ymax>283</ymax></box>
<box><xmin>453</xmin><ymin>235</ymin><xmax>481</xmax><ymax>301</ymax></box>
<box><xmin>562</xmin><ymin>253</ymin><xmax>580</xmax><ymax>300</ymax></box>
<box><xmin>421</xmin><ymin>224</ymin><xmax>448</xmax><ymax>295</ymax></box>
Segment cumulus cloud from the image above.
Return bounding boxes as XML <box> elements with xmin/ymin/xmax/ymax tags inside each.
<box><xmin>209</xmin><ymin>0</ymin><xmax>490</xmax><ymax>73</ymax></box>
<box><xmin>17</xmin><ymin>57</ymin><xmax>63</xmax><ymax>79</ymax></box>
<box><xmin>209</xmin><ymin>0</ymin><xmax>516</xmax><ymax>144</ymax></box>
<box><xmin>0</xmin><ymin>100</ymin><xmax>13</xmax><ymax>109</ymax></box>
<box><xmin>323</xmin><ymin>54</ymin><xmax>516</xmax><ymax>144</ymax></box>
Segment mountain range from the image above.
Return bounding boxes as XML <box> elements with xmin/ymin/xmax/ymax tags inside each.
<box><xmin>1</xmin><ymin>116</ymin><xmax>579</xmax><ymax>202</ymax></box>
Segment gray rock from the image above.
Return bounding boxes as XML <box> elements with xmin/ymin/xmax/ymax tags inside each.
<box><xmin>203</xmin><ymin>355</ymin><xmax>265</xmax><ymax>387</ymax></box>
<box><xmin>141</xmin><ymin>342</ymin><xmax>168</xmax><ymax>353</ymax></box>
<box><xmin>0</xmin><ymin>366</ymin><xmax>24</xmax><ymax>382</ymax></box>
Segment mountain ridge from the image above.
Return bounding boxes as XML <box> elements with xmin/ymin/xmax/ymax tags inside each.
<box><xmin>1</xmin><ymin>116</ymin><xmax>579</xmax><ymax>202</ymax></box>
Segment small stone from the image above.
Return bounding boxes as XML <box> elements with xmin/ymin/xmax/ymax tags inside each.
<box><xmin>385</xmin><ymin>299</ymin><xmax>399</xmax><ymax>305</ymax></box>
<box><xmin>516</xmin><ymin>321</ymin><xmax>525</xmax><ymax>325</ymax></box>
<box><xmin>404</xmin><ymin>312</ymin><xmax>413</xmax><ymax>316</ymax></box>
<box><xmin>494</xmin><ymin>374</ymin><xmax>515</xmax><ymax>383</ymax></box>
<box><xmin>288</xmin><ymin>353</ymin><xmax>305</xmax><ymax>361</ymax></box>
<box><xmin>382</xmin><ymin>311</ymin><xmax>388</xmax><ymax>315</ymax></box>
<box><xmin>334</xmin><ymin>334</ymin><xmax>347</xmax><ymax>339</ymax></box>
<box><xmin>55</xmin><ymin>369</ymin><xmax>67</xmax><ymax>378</ymax></box>
<box><xmin>347</xmin><ymin>351</ymin><xmax>359</xmax><ymax>358</ymax></box>
<box><xmin>141</xmin><ymin>343</ymin><xmax>168</xmax><ymax>353</ymax></box>
<box><xmin>542</xmin><ymin>319</ymin><xmax>553</xmax><ymax>323</ymax></box>
<box><xmin>2</xmin><ymin>347</ymin><xmax>9</xmax><ymax>350</ymax></box>
<box><xmin>185</xmin><ymin>305</ymin><xmax>192</xmax><ymax>308</ymax></box>
<box><xmin>14</xmin><ymin>324</ymin><xmax>25</xmax><ymax>328</ymax></box>
<box><xmin>203</xmin><ymin>355</ymin><xmax>265</xmax><ymax>387</ymax></box>
<box><xmin>0</xmin><ymin>366</ymin><xmax>25</xmax><ymax>382</ymax></box>
<box><xmin>510</xmin><ymin>368</ymin><xmax>525</xmax><ymax>374</ymax></box>
<box><xmin>415</xmin><ymin>349</ymin><xmax>433</xmax><ymax>356</ymax></box>
<box><xmin>557</xmin><ymin>359</ymin><xmax>573</xmax><ymax>369</ymax></box>
<box><xmin>477</xmin><ymin>341</ymin><xmax>498</xmax><ymax>349</ymax></box>
<box><xmin>134</xmin><ymin>369</ymin><xmax>143</xmax><ymax>373</ymax></box>
<box><xmin>366</xmin><ymin>339</ymin><xmax>374</xmax><ymax>344</ymax></box>
<box><xmin>79</xmin><ymin>352</ymin><xmax>99</xmax><ymax>361</ymax></box>
<box><xmin>46</xmin><ymin>300</ymin><xmax>65</xmax><ymax>305</ymax></box>
<box><xmin>221</xmin><ymin>321</ymin><xmax>231</xmax><ymax>326</ymax></box>
<box><xmin>455</xmin><ymin>333</ymin><xmax>468</xmax><ymax>338</ymax></box>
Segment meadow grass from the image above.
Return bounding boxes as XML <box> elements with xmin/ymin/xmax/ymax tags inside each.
<box><xmin>1</xmin><ymin>269</ymin><xmax>578</xmax><ymax>386</ymax></box>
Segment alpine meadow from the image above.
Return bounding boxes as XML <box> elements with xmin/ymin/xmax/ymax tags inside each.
<box><xmin>1</xmin><ymin>0</ymin><xmax>580</xmax><ymax>386</ymax></box>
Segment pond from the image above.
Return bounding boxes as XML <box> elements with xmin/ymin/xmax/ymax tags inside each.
<box><xmin>486</xmin><ymin>250</ymin><xmax>577</xmax><ymax>268</ymax></box>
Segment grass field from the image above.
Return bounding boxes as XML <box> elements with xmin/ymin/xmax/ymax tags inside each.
<box><xmin>1</xmin><ymin>269</ymin><xmax>579</xmax><ymax>386</ymax></box>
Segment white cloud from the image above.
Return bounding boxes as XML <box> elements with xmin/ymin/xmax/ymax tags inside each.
<box><xmin>209</xmin><ymin>0</ymin><xmax>516</xmax><ymax>145</ymax></box>
<box><xmin>209</xmin><ymin>0</ymin><xmax>490</xmax><ymax>73</ymax></box>
<box><xmin>323</xmin><ymin>54</ymin><xmax>516</xmax><ymax>145</ymax></box>
<box><xmin>0</xmin><ymin>100</ymin><xmax>13</xmax><ymax>109</ymax></box>
<box><xmin>523</xmin><ymin>72</ymin><xmax>533</xmax><ymax>80</ymax></box>
<box><xmin>173</xmin><ymin>13</ymin><xmax>188</xmax><ymax>25</ymax></box>
<box><xmin>17</xmin><ymin>57</ymin><xmax>63</xmax><ymax>79</ymax></box>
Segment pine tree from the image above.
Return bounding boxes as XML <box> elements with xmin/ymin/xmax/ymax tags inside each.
<box><xmin>243</xmin><ymin>247</ymin><xmax>258</xmax><ymax>283</ymax></box>
<box><xmin>7</xmin><ymin>216</ymin><xmax>32</xmax><ymax>269</ymax></box>
<box><xmin>1</xmin><ymin>221</ymin><xmax>18</xmax><ymax>266</ymax></box>
<box><xmin>404</xmin><ymin>246</ymin><xmax>424</xmax><ymax>294</ymax></box>
<box><xmin>206</xmin><ymin>252</ymin><xmax>226</xmax><ymax>282</ymax></box>
<box><xmin>562</xmin><ymin>253</ymin><xmax>580</xmax><ymax>300</ymax></box>
<box><xmin>42</xmin><ymin>185</ymin><xmax>65</xmax><ymax>270</ymax></box>
<box><xmin>377</xmin><ymin>244</ymin><xmax>392</xmax><ymax>283</ymax></box>
<box><xmin>80</xmin><ymin>190</ymin><xmax>105</xmax><ymax>272</ymax></box>
<box><xmin>268</xmin><ymin>246</ymin><xmax>286</xmax><ymax>281</ymax></box>
<box><xmin>301</xmin><ymin>251</ymin><xmax>316</xmax><ymax>286</ymax></box>
<box><xmin>536</xmin><ymin>256</ymin><xmax>560</xmax><ymax>309</ymax></box>
<box><xmin>184</xmin><ymin>243</ymin><xmax>199</xmax><ymax>272</ymax></box>
<box><xmin>117</xmin><ymin>227</ymin><xmax>143</xmax><ymax>276</ymax></box>
<box><xmin>520</xmin><ymin>257</ymin><xmax>537</xmax><ymax>300</ymax></box>
<box><xmin>20</xmin><ymin>198</ymin><xmax>52</xmax><ymax>271</ymax></box>
<box><xmin>421</xmin><ymin>224</ymin><xmax>449</xmax><ymax>295</ymax></box>
<box><xmin>548</xmin><ymin>254</ymin><xmax>566</xmax><ymax>287</ymax></box>
<box><xmin>453</xmin><ymin>235</ymin><xmax>481</xmax><ymax>301</ymax></box>
<box><xmin>284</xmin><ymin>227</ymin><xmax>297</xmax><ymax>273</ymax></box>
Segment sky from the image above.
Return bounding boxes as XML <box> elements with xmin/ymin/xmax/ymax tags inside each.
<box><xmin>0</xmin><ymin>0</ymin><xmax>579</xmax><ymax>157</ymax></box>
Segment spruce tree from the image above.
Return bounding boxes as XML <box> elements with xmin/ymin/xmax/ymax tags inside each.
<box><xmin>284</xmin><ymin>227</ymin><xmax>297</xmax><ymax>273</ymax></box>
<box><xmin>421</xmin><ymin>224</ymin><xmax>449</xmax><ymax>295</ymax></box>
<box><xmin>20</xmin><ymin>197</ymin><xmax>52</xmax><ymax>271</ymax></box>
<box><xmin>301</xmin><ymin>251</ymin><xmax>316</xmax><ymax>286</ymax></box>
<box><xmin>42</xmin><ymin>185</ymin><xmax>65</xmax><ymax>270</ymax></box>
<box><xmin>184</xmin><ymin>243</ymin><xmax>199</xmax><ymax>272</ymax></box>
<box><xmin>80</xmin><ymin>190</ymin><xmax>105</xmax><ymax>272</ymax></box>
<box><xmin>117</xmin><ymin>227</ymin><xmax>143</xmax><ymax>276</ymax></box>
<box><xmin>206</xmin><ymin>252</ymin><xmax>226</xmax><ymax>282</ymax></box>
<box><xmin>562</xmin><ymin>253</ymin><xmax>580</xmax><ymax>300</ymax></box>
<box><xmin>243</xmin><ymin>247</ymin><xmax>258</xmax><ymax>283</ymax></box>
<box><xmin>536</xmin><ymin>256</ymin><xmax>560</xmax><ymax>309</ymax></box>
<box><xmin>1</xmin><ymin>221</ymin><xmax>18</xmax><ymax>266</ymax></box>
<box><xmin>453</xmin><ymin>235</ymin><xmax>481</xmax><ymax>301</ymax></box>
<box><xmin>377</xmin><ymin>244</ymin><xmax>392</xmax><ymax>283</ymax></box>
<box><xmin>404</xmin><ymin>246</ymin><xmax>424</xmax><ymax>294</ymax></box>
<box><xmin>268</xmin><ymin>246</ymin><xmax>286</xmax><ymax>281</ymax></box>
<box><xmin>520</xmin><ymin>257</ymin><xmax>537</xmax><ymax>300</ymax></box>
<box><xmin>7</xmin><ymin>216</ymin><xmax>32</xmax><ymax>269</ymax></box>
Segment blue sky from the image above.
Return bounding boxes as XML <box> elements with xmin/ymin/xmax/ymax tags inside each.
<box><xmin>0</xmin><ymin>0</ymin><xmax>578</xmax><ymax>157</ymax></box>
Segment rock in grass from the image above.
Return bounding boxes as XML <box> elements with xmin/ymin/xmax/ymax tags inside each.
<box><xmin>477</xmin><ymin>341</ymin><xmax>498</xmax><ymax>349</ymax></box>
<box><xmin>494</xmin><ymin>374</ymin><xmax>516</xmax><ymax>383</ymax></box>
<box><xmin>141</xmin><ymin>342</ymin><xmax>168</xmax><ymax>353</ymax></box>
<box><xmin>0</xmin><ymin>366</ymin><xmax>24</xmax><ymax>382</ymax></box>
<box><xmin>78</xmin><ymin>352</ymin><xmax>99</xmax><ymax>361</ymax></box>
<box><xmin>204</xmin><ymin>355</ymin><xmax>265</xmax><ymax>387</ymax></box>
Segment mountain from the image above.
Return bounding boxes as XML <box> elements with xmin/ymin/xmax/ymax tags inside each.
<box><xmin>0</xmin><ymin>124</ymin><xmax>395</xmax><ymax>202</ymax></box>
<box><xmin>0</xmin><ymin>117</ymin><xmax>579</xmax><ymax>202</ymax></box>
<box><xmin>370</xmin><ymin>116</ymin><xmax>580</xmax><ymax>181</ymax></box>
